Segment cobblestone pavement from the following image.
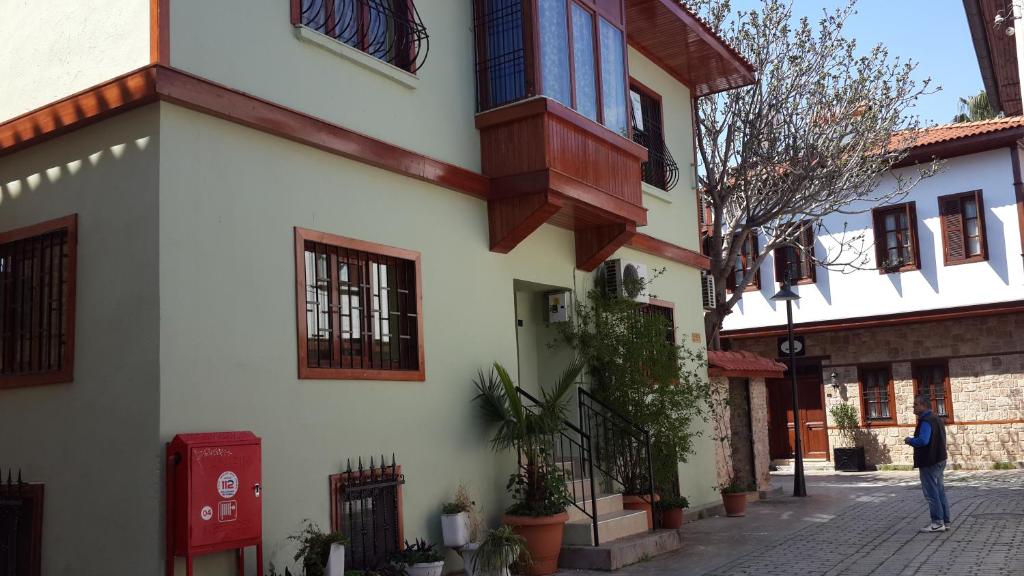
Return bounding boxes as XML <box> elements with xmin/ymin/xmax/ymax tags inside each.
<box><xmin>562</xmin><ymin>471</ymin><xmax>1024</xmax><ymax>576</ymax></box>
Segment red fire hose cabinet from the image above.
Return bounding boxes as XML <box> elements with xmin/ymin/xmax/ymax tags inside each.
<box><xmin>167</xmin><ymin>432</ymin><xmax>263</xmax><ymax>576</ymax></box>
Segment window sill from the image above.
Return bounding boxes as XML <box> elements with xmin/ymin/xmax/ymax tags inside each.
<box><xmin>943</xmin><ymin>255</ymin><xmax>988</xmax><ymax>267</ymax></box>
<box><xmin>642</xmin><ymin>182</ymin><xmax>672</xmax><ymax>203</ymax></box>
<box><xmin>293</xmin><ymin>25</ymin><xmax>419</xmax><ymax>90</ymax></box>
<box><xmin>877</xmin><ymin>263</ymin><xmax>920</xmax><ymax>275</ymax></box>
<box><xmin>299</xmin><ymin>366</ymin><xmax>425</xmax><ymax>382</ymax></box>
<box><xmin>0</xmin><ymin>368</ymin><xmax>73</xmax><ymax>390</ymax></box>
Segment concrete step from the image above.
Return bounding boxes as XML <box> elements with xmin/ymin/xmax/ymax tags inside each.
<box><xmin>566</xmin><ymin>493</ymin><xmax>624</xmax><ymax>523</ymax></box>
<box><xmin>564</xmin><ymin>478</ymin><xmax>595</xmax><ymax>502</ymax></box>
<box><xmin>553</xmin><ymin>459</ymin><xmax>586</xmax><ymax>479</ymax></box>
<box><xmin>562</xmin><ymin>509</ymin><xmax>648</xmax><ymax>546</ymax></box>
<box><xmin>559</xmin><ymin>528</ymin><xmax>686</xmax><ymax>571</ymax></box>
<box><xmin>772</xmin><ymin>458</ymin><xmax>833</xmax><ymax>472</ymax></box>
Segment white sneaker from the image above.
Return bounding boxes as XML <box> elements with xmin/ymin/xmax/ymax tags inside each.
<box><xmin>920</xmin><ymin>523</ymin><xmax>946</xmax><ymax>533</ymax></box>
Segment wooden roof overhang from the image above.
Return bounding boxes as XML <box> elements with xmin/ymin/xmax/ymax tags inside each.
<box><xmin>625</xmin><ymin>0</ymin><xmax>756</xmax><ymax>96</ymax></box>
<box><xmin>964</xmin><ymin>0</ymin><xmax>1022</xmax><ymax>116</ymax></box>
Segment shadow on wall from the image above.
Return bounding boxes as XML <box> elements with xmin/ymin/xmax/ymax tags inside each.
<box><xmin>916</xmin><ymin>223</ymin><xmax>939</xmax><ymax>294</ymax></box>
<box><xmin>855</xmin><ymin>428</ymin><xmax>892</xmax><ymax>468</ymax></box>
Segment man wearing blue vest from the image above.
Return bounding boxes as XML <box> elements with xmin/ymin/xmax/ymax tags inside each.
<box><xmin>904</xmin><ymin>394</ymin><xmax>950</xmax><ymax>533</ymax></box>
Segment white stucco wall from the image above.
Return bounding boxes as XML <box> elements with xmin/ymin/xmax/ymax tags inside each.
<box><xmin>724</xmin><ymin>148</ymin><xmax>1024</xmax><ymax>331</ymax></box>
<box><xmin>156</xmin><ymin>102</ymin><xmax>715</xmax><ymax>574</ymax></box>
<box><xmin>0</xmin><ymin>106</ymin><xmax>161</xmax><ymax>575</ymax></box>
<box><xmin>627</xmin><ymin>47</ymin><xmax>700</xmax><ymax>251</ymax></box>
<box><xmin>169</xmin><ymin>0</ymin><xmax>480</xmax><ymax>171</ymax></box>
<box><xmin>0</xmin><ymin>0</ymin><xmax>150</xmax><ymax>122</ymax></box>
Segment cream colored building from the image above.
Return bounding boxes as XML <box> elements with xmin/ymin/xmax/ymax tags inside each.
<box><xmin>0</xmin><ymin>2</ymin><xmax>753</xmax><ymax>574</ymax></box>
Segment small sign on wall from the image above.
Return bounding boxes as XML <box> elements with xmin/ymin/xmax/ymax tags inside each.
<box><xmin>777</xmin><ymin>335</ymin><xmax>806</xmax><ymax>357</ymax></box>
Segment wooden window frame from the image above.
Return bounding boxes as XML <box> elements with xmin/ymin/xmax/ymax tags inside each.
<box><xmin>727</xmin><ymin>232</ymin><xmax>761</xmax><ymax>292</ymax></box>
<box><xmin>857</xmin><ymin>364</ymin><xmax>897</xmax><ymax>425</ymax></box>
<box><xmin>476</xmin><ymin>0</ymin><xmax>631</xmax><ymax>135</ymax></box>
<box><xmin>773</xmin><ymin>222</ymin><xmax>816</xmax><ymax>286</ymax></box>
<box><xmin>641</xmin><ymin>298</ymin><xmax>675</xmax><ymax>344</ymax></box>
<box><xmin>938</xmin><ymin>190</ymin><xmax>988</xmax><ymax>266</ymax></box>
<box><xmin>872</xmin><ymin>202</ymin><xmax>920</xmax><ymax>274</ymax></box>
<box><xmin>294</xmin><ymin>227</ymin><xmax>425</xmax><ymax>381</ymax></box>
<box><xmin>0</xmin><ymin>215</ymin><xmax>77</xmax><ymax>390</ymax></box>
<box><xmin>912</xmin><ymin>360</ymin><xmax>954</xmax><ymax>422</ymax></box>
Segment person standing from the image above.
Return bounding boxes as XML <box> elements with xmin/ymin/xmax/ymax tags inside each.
<box><xmin>905</xmin><ymin>394</ymin><xmax>950</xmax><ymax>532</ymax></box>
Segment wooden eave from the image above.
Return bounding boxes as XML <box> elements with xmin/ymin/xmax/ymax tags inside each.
<box><xmin>963</xmin><ymin>0</ymin><xmax>1022</xmax><ymax>116</ymax></box>
<box><xmin>625</xmin><ymin>0</ymin><xmax>756</xmax><ymax>96</ymax></box>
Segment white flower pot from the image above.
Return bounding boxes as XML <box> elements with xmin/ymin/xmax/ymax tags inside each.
<box><xmin>441</xmin><ymin>512</ymin><xmax>470</xmax><ymax>547</ymax></box>
<box><xmin>325</xmin><ymin>543</ymin><xmax>345</xmax><ymax>576</ymax></box>
<box><xmin>406</xmin><ymin>560</ymin><xmax>445</xmax><ymax>576</ymax></box>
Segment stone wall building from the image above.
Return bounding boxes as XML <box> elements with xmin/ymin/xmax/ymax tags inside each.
<box><xmin>721</xmin><ymin>118</ymin><xmax>1024</xmax><ymax>471</ymax></box>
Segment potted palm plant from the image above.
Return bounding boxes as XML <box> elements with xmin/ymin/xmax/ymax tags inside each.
<box><xmin>391</xmin><ymin>539</ymin><xmax>445</xmax><ymax>576</ymax></box>
<box><xmin>830</xmin><ymin>402</ymin><xmax>866</xmax><ymax>471</ymax></box>
<box><xmin>462</xmin><ymin>526</ymin><xmax>529</xmax><ymax>576</ymax></box>
<box><xmin>474</xmin><ymin>359</ymin><xmax>583</xmax><ymax>576</ymax></box>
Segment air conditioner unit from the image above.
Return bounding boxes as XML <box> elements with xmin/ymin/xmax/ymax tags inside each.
<box><xmin>701</xmin><ymin>271</ymin><xmax>717</xmax><ymax>310</ymax></box>
<box><xmin>600</xmin><ymin>259</ymin><xmax>648</xmax><ymax>302</ymax></box>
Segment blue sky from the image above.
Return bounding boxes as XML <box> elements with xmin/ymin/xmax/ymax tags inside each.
<box><xmin>728</xmin><ymin>1</ymin><xmax>983</xmax><ymax>126</ymax></box>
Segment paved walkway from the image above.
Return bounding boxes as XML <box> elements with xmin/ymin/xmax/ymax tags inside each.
<box><xmin>563</xmin><ymin>471</ymin><xmax>1024</xmax><ymax>576</ymax></box>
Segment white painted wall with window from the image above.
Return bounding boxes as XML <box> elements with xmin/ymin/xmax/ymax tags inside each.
<box><xmin>723</xmin><ymin>147</ymin><xmax>1024</xmax><ymax>331</ymax></box>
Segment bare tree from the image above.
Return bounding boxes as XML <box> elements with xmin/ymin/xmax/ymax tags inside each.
<box><xmin>690</xmin><ymin>0</ymin><xmax>937</xmax><ymax>348</ymax></box>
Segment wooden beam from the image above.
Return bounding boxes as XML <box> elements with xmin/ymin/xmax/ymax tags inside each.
<box><xmin>575</xmin><ymin>223</ymin><xmax>636</xmax><ymax>272</ymax></box>
<box><xmin>488</xmin><ymin>192</ymin><xmax>563</xmax><ymax>253</ymax></box>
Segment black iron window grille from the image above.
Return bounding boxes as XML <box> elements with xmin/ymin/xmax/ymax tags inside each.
<box><xmin>0</xmin><ymin>217</ymin><xmax>75</xmax><ymax>387</ymax></box>
<box><xmin>298</xmin><ymin>0</ymin><xmax>430</xmax><ymax>73</ymax></box>
<box><xmin>330</xmin><ymin>456</ymin><xmax>404</xmax><ymax>571</ymax></box>
<box><xmin>303</xmin><ymin>239</ymin><xmax>419</xmax><ymax>374</ymax></box>
<box><xmin>474</xmin><ymin>0</ymin><xmax>529</xmax><ymax>111</ymax></box>
<box><xmin>630</xmin><ymin>86</ymin><xmax>679</xmax><ymax>192</ymax></box>
<box><xmin>639</xmin><ymin>302</ymin><xmax>675</xmax><ymax>345</ymax></box>
<box><xmin>0</xmin><ymin>470</ymin><xmax>44</xmax><ymax>576</ymax></box>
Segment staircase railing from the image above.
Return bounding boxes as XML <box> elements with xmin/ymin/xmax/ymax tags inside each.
<box><xmin>515</xmin><ymin>387</ymin><xmax>600</xmax><ymax>546</ymax></box>
<box><xmin>578</xmin><ymin>387</ymin><xmax>656</xmax><ymax>531</ymax></box>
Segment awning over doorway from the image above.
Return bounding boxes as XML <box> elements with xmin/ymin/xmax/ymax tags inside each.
<box><xmin>707</xmin><ymin>350</ymin><xmax>785</xmax><ymax>379</ymax></box>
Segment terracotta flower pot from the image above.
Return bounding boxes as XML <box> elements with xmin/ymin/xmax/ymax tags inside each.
<box><xmin>722</xmin><ymin>493</ymin><xmax>748</xmax><ymax>517</ymax></box>
<box><xmin>502</xmin><ymin>512</ymin><xmax>568</xmax><ymax>576</ymax></box>
<box><xmin>658</xmin><ymin>507</ymin><xmax>685</xmax><ymax>529</ymax></box>
<box><xmin>622</xmin><ymin>494</ymin><xmax>660</xmax><ymax>529</ymax></box>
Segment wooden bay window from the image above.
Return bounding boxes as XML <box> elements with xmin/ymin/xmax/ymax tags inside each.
<box><xmin>475</xmin><ymin>0</ymin><xmax>631</xmax><ymax>137</ymax></box>
<box><xmin>872</xmin><ymin>202</ymin><xmax>920</xmax><ymax>273</ymax></box>
<box><xmin>939</xmin><ymin>190</ymin><xmax>987</xmax><ymax>265</ymax></box>
<box><xmin>858</xmin><ymin>365</ymin><xmax>896</xmax><ymax>424</ymax></box>
<box><xmin>295</xmin><ymin>228</ymin><xmax>424</xmax><ymax>381</ymax></box>
<box><xmin>0</xmin><ymin>215</ymin><xmax>77</xmax><ymax>389</ymax></box>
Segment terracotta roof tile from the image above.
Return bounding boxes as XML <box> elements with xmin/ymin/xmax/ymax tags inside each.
<box><xmin>707</xmin><ymin>350</ymin><xmax>786</xmax><ymax>378</ymax></box>
<box><xmin>896</xmin><ymin>116</ymin><xmax>1024</xmax><ymax>150</ymax></box>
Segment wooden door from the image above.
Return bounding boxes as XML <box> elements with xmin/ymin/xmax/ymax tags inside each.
<box><xmin>766</xmin><ymin>377</ymin><xmax>829</xmax><ymax>460</ymax></box>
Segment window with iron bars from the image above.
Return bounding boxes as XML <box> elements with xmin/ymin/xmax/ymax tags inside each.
<box><xmin>330</xmin><ymin>456</ymin><xmax>404</xmax><ymax>572</ymax></box>
<box><xmin>0</xmin><ymin>469</ymin><xmax>44</xmax><ymax>576</ymax></box>
<box><xmin>639</xmin><ymin>300</ymin><xmax>675</xmax><ymax>345</ymax></box>
<box><xmin>295</xmin><ymin>0</ymin><xmax>430</xmax><ymax>73</ymax></box>
<box><xmin>0</xmin><ymin>216</ymin><xmax>77</xmax><ymax>389</ymax></box>
<box><xmin>629</xmin><ymin>83</ymin><xmax>679</xmax><ymax>192</ymax></box>
<box><xmin>296</xmin><ymin>228</ymin><xmax>423</xmax><ymax>381</ymax></box>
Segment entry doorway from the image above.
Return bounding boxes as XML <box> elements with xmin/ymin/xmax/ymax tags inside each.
<box><xmin>767</xmin><ymin>375</ymin><xmax>829</xmax><ymax>460</ymax></box>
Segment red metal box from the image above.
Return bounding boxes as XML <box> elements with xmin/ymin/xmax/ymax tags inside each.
<box><xmin>166</xmin><ymin>431</ymin><xmax>262</xmax><ymax>576</ymax></box>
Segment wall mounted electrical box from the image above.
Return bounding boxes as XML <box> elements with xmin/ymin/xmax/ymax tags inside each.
<box><xmin>546</xmin><ymin>291</ymin><xmax>571</xmax><ymax>323</ymax></box>
<box><xmin>166</xmin><ymin>431</ymin><xmax>263</xmax><ymax>576</ymax></box>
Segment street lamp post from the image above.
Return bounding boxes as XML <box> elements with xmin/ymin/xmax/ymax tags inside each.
<box><xmin>771</xmin><ymin>274</ymin><xmax>807</xmax><ymax>497</ymax></box>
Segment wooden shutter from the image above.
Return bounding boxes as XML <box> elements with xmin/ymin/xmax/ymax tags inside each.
<box><xmin>940</xmin><ymin>196</ymin><xmax>966</xmax><ymax>263</ymax></box>
<box><xmin>906</xmin><ymin>202</ymin><xmax>920</xmax><ymax>268</ymax></box>
<box><xmin>871</xmin><ymin>209</ymin><xmax>886</xmax><ymax>269</ymax></box>
<box><xmin>801</xmin><ymin>224</ymin><xmax>817</xmax><ymax>282</ymax></box>
<box><xmin>773</xmin><ymin>245</ymin><xmax>788</xmax><ymax>283</ymax></box>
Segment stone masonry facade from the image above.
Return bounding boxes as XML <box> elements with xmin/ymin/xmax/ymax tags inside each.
<box><xmin>728</xmin><ymin>311</ymin><xmax>1024</xmax><ymax>468</ymax></box>
<box><xmin>711</xmin><ymin>376</ymin><xmax>772</xmax><ymax>492</ymax></box>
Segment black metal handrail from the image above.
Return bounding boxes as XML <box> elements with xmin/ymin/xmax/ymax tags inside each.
<box><xmin>578</xmin><ymin>387</ymin><xmax>656</xmax><ymax>530</ymax></box>
<box><xmin>298</xmin><ymin>0</ymin><xmax>430</xmax><ymax>73</ymax></box>
<box><xmin>632</xmin><ymin>129</ymin><xmax>680</xmax><ymax>192</ymax></box>
<box><xmin>515</xmin><ymin>387</ymin><xmax>600</xmax><ymax>546</ymax></box>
